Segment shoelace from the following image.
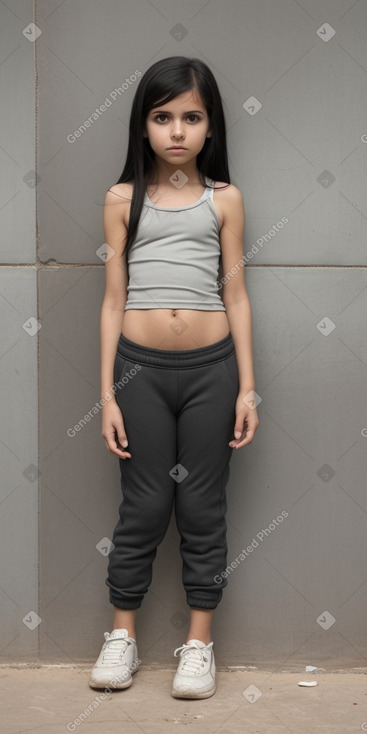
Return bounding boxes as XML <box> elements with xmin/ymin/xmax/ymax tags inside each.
<box><xmin>102</xmin><ymin>633</ymin><xmax>129</xmax><ymax>665</ymax></box>
<box><xmin>173</xmin><ymin>641</ymin><xmax>213</xmax><ymax>674</ymax></box>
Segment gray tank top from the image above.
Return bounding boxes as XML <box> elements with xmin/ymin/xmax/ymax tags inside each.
<box><xmin>124</xmin><ymin>176</ymin><xmax>226</xmax><ymax>311</ymax></box>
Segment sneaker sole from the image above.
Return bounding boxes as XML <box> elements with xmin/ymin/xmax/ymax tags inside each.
<box><xmin>88</xmin><ymin>665</ymin><xmax>140</xmax><ymax>690</ymax></box>
<box><xmin>89</xmin><ymin>676</ymin><xmax>133</xmax><ymax>690</ymax></box>
<box><xmin>171</xmin><ymin>683</ymin><xmax>216</xmax><ymax>699</ymax></box>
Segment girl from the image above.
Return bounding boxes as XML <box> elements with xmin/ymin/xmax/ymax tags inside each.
<box><xmin>89</xmin><ymin>56</ymin><xmax>259</xmax><ymax>699</ymax></box>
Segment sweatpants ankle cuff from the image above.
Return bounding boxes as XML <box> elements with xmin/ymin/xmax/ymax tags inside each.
<box><xmin>187</xmin><ymin>596</ymin><xmax>221</xmax><ymax>610</ymax></box>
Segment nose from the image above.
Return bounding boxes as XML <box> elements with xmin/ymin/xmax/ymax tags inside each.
<box><xmin>171</xmin><ymin>119</ymin><xmax>185</xmax><ymax>139</ymax></box>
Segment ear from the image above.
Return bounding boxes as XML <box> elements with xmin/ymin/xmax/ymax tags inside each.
<box><xmin>206</xmin><ymin>130</ymin><xmax>212</xmax><ymax>138</ymax></box>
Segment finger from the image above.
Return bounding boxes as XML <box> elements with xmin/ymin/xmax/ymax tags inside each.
<box><xmin>228</xmin><ymin>421</ymin><xmax>258</xmax><ymax>448</ymax></box>
<box><xmin>229</xmin><ymin>419</ymin><xmax>247</xmax><ymax>447</ymax></box>
<box><xmin>107</xmin><ymin>443</ymin><xmax>132</xmax><ymax>459</ymax></box>
<box><xmin>116</xmin><ymin>431</ymin><xmax>129</xmax><ymax>450</ymax></box>
<box><xmin>234</xmin><ymin>432</ymin><xmax>255</xmax><ymax>448</ymax></box>
<box><xmin>104</xmin><ymin>435</ymin><xmax>131</xmax><ymax>458</ymax></box>
<box><xmin>231</xmin><ymin>410</ymin><xmax>259</xmax><ymax>442</ymax></box>
<box><xmin>233</xmin><ymin>426</ymin><xmax>257</xmax><ymax>448</ymax></box>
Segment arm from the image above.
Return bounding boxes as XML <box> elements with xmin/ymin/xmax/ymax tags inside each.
<box><xmin>218</xmin><ymin>185</ymin><xmax>259</xmax><ymax>448</ymax></box>
<box><xmin>100</xmin><ymin>185</ymin><xmax>132</xmax><ymax>458</ymax></box>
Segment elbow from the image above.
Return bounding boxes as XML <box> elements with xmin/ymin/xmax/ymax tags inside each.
<box><xmin>101</xmin><ymin>297</ymin><xmax>126</xmax><ymax>313</ymax></box>
<box><xmin>222</xmin><ymin>290</ymin><xmax>250</xmax><ymax>309</ymax></box>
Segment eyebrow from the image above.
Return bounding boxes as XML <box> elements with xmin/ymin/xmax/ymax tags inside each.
<box><xmin>151</xmin><ymin>109</ymin><xmax>205</xmax><ymax>115</ymax></box>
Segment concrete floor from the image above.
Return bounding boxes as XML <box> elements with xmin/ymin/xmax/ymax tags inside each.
<box><xmin>1</xmin><ymin>666</ymin><xmax>367</xmax><ymax>734</ymax></box>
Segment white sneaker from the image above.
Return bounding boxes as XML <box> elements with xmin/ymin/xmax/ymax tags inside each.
<box><xmin>171</xmin><ymin>639</ymin><xmax>216</xmax><ymax>699</ymax></box>
<box><xmin>89</xmin><ymin>629</ymin><xmax>140</xmax><ymax>689</ymax></box>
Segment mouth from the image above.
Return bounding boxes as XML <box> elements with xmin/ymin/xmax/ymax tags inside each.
<box><xmin>167</xmin><ymin>146</ymin><xmax>187</xmax><ymax>150</ymax></box>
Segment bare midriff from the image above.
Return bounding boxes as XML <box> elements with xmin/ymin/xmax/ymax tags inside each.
<box><xmin>121</xmin><ymin>309</ymin><xmax>230</xmax><ymax>350</ymax></box>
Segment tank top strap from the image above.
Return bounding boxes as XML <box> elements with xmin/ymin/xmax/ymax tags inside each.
<box><xmin>204</xmin><ymin>176</ymin><xmax>215</xmax><ymax>200</ymax></box>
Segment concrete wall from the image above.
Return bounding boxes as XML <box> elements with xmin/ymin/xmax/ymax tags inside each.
<box><xmin>1</xmin><ymin>0</ymin><xmax>367</xmax><ymax>668</ymax></box>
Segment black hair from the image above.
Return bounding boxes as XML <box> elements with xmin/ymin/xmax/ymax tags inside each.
<box><xmin>113</xmin><ymin>56</ymin><xmax>230</xmax><ymax>256</ymax></box>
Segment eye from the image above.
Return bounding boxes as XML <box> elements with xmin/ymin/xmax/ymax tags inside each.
<box><xmin>186</xmin><ymin>114</ymin><xmax>200</xmax><ymax>122</ymax></box>
<box><xmin>154</xmin><ymin>114</ymin><xmax>168</xmax><ymax>123</ymax></box>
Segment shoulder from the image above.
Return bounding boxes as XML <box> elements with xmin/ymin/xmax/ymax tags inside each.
<box><xmin>104</xmin><ymin>183</ymin><xmax>134</xmax><ymax>229</ymax></box>
<box><xmin>212</xmin><ymin>182</ymin><xmax>244</xmax><ymax>229</ymax></box>
<box><xmin>104</xmin><ymin>182</ymin><xmax>134</xmax><ymax>206</ymax></box>
<box><xmin>213</xmin><ymin>182</ymin><xmax>243</xmax><ymax>203</ymax></box>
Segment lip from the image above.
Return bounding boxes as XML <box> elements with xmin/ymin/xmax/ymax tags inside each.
<box><xmin>167</xmin><ymin>146</ymin><xmax>187</xmax><ymax>150</ymax></box>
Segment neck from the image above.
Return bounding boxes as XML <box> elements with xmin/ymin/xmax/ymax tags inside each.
<box><xmin>148</xmin><ymin>157</ymin><xmax>202</xmax><ymax>186</ymax></box>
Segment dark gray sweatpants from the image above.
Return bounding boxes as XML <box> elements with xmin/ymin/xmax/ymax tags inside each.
<box><xmin>106</xmin><ymin>331</ymin><xmax>239</xmax><ymax>610</ymax></box>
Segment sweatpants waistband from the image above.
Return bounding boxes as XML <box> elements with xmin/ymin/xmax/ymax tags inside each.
<box><xmin>116</xmin><ymin>331</ymin><xmax>235</xmax><ymax>369</ymax></box>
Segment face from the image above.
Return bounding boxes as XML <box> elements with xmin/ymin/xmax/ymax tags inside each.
<box><xmin>144</xmin><ymin>88</ymin><xmax>212</xmax><ymax>166</ymax></box>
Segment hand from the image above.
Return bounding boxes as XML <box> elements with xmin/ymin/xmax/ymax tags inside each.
<box><xmin>229</xmin><ymin>391</ymin><xmax>259</xmax><ymax>449</ymax></box>
<box><xmin>101</xmin><ymin>400</ymin><xmax>132</xmax><ymax>459</ymax></box>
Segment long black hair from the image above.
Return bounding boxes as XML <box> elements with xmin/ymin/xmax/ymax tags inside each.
<box><xmin>114</xmin><ymin>56</ymin><xmax>230</xmax><ymax>257</ymax></box>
